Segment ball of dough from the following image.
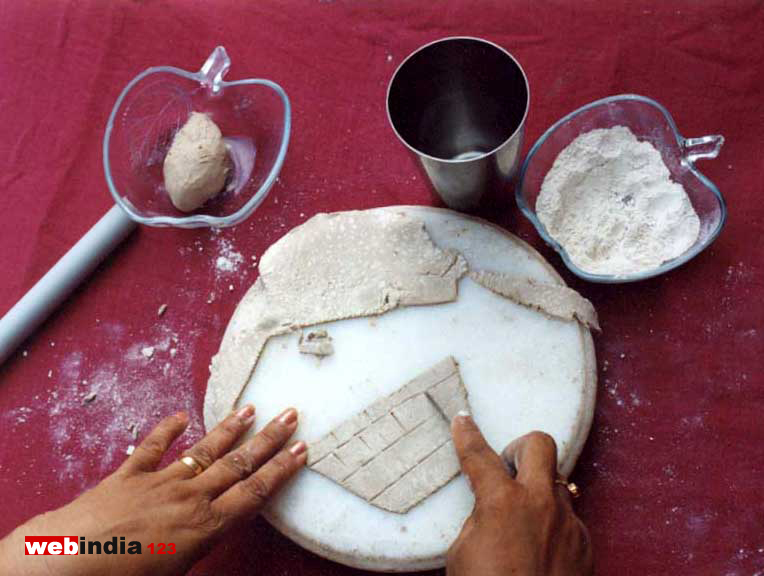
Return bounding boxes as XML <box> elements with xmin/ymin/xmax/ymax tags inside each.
<box><xmin>163</xmin><ymin>112</ymin><xmax>228</xmax><ymax>212</ymax></box>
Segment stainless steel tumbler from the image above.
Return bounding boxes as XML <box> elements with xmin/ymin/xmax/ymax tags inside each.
<box><xmin>387</xmin><ymin>37</ymin><xmax>530</xmax><ymax>211</ymax></box>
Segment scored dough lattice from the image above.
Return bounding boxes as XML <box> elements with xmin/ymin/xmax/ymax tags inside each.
<box><xmin>307</xmin><ymin>356</ymin><xmax>469</xmax><ymax>514</ymax></box>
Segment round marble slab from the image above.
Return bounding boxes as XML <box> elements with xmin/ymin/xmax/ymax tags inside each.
<box><xmin>224</xmin><ymin>206</ymin><xmax>596</xmax><ymax>572</ymax></box>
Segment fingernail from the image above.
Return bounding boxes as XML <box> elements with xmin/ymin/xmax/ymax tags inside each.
<box><xmin>176</xmin><ymin>411</ymin><xmax>189</xmax><ymax>424</ymax></box>
<box><xmin>454</xmin><ymin>409</ymin><xmax>472</xmax><ymax>423</ymax></box>
<box><xmin>289</xmin><ymin>441</ymin><xmax>307</xmax><ymax>457</ymax></box>
<box><xmin>236</xmin><ymin>404</ymin><xmax>255</xmax><ymax>424</ymax></box>
<box><xmin>278</xmin><ymin>408</ymin><xmax>298</xmax><ymax>425</ymax></box>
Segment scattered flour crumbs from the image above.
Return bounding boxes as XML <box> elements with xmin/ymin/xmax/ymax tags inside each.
<box><xmin>6</xmin><ymin>324</ymin><xmax>203</xmax><ymax>490</ymax></box>
<box><xmin>2</xmin><ymin>229</ymin><xmax>264</xmax><ymax>492</ymax></box>
<box><xmin>214</xmin><ymin>234</ymin><xmax>245</xmax><ymax>276</ymax></box>
<box><xmin>536</xmin><ymin>126</ymin><xmax>700</xmax><ymax>276</ymax></box>
<box><xmin>32</xmin><ymin>230</ymin><xmax>255</xmax><ymax>488</ymax></box>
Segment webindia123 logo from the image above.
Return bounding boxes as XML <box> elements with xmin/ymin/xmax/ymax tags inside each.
<box><xmin>24</xmin><ymin>536</ymin><xmax>175</xmax><ymax>555</ymax></box>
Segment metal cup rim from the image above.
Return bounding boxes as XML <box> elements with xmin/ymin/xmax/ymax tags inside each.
<box><xmin>386</xmin><ymin>36</ymin><xmax>530</xmax><ymax>164</ymax></box>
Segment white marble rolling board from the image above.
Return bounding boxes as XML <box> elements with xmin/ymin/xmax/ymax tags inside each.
<box><xmin>229</xmin><ymin>206</ymin><xmax>597</xmax><ymax>572</ymax></box>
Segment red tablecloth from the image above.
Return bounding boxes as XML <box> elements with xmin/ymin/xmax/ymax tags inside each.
<box><xmin>1</xmin><ymin>2</ymin><xmax>762</xmax><ymax>574</ymax></box>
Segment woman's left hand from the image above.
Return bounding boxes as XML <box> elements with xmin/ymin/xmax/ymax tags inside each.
<box><xmin>0</xmin><ymin>405</ymin><xmax>306</xmax><ymax>576</ymax></box>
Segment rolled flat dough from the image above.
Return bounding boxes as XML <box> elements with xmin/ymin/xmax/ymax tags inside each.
<box><xmin>308</xmin><ymin>356</ymin><xmax>469</xmax><ymax>513</ymax></box>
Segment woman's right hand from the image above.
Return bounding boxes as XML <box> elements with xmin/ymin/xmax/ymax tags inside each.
<box><xmin>447</xmin><ymin>414</ymin><xmax>593</xmax><ymax>576</ymax></box>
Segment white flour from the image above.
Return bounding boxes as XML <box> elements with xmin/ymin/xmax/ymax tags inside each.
<box><xmin>214</xmin><ymin>236</ymin><xmax>244</xmax><ymax>276</ymax></box>
<box><xmin>536</xmin><ymin>126</ymin><xmax>700</xmax><ymax>276</ymax></box>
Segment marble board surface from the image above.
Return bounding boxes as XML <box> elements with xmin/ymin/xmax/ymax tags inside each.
<box><xmin>225</xmin><ymin>206</ymin><xmax>597</xmax><ymax>571</ymax></box>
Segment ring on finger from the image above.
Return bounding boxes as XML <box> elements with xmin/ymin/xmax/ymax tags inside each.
<box><xmin>555</xmin><ymin>475</ymin><xmax>581</xmax><ymax>499</ymax></box>
<box><xmin>179</xmin><ymin>455</ymin><xmax>205</xmax><ymax>476</ymax></box>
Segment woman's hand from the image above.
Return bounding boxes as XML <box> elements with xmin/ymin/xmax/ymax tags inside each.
<box><xmin>0</xmin><ymin>405</ymin><xmax>306</xmax><ymax>576</ymax></box>
<box><xmin>447</xmin><ymin>414</ymin><xmax>593</xmax><ymax>576</ymax></box>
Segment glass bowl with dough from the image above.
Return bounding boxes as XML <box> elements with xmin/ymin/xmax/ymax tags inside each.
<box><xmin>103</xmin><ymin>46</ymin><xmax>290</xmax><ymax>228</ymax></box>
<box><xmin>516</xmin><ymin>94</ymin><xmax>726</xmax><ymax>283</ymax></box>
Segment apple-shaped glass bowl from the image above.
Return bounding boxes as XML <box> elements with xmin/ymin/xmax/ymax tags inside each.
<box><xmin>516</xmin><ymin>94</ymin><xmax>725</xmax><ymax>283</ymax></box>
<box><xmin>103</xmin><ymin>46</ymin><xmax>290</xmax><ymax>228</ymax></box>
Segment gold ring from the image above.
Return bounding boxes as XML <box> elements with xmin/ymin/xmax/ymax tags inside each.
<box><xmin>179</xmin><ymin>455</ymin><xmax>205</xmax><ymax>476</ymax></box>
<box><xmin>555</xmin><ymin>477</ymin><xmax>581</xmax><ymax>499</ymax></box>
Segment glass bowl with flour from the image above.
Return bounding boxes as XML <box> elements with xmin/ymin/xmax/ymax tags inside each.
<box><xmin>516</xmin><ymin>94</ymin><xmax>726</xmax><ymax>283</ymax></box>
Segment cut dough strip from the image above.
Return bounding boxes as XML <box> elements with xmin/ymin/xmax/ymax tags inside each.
<box><xmin>469</xmin><ymin>270</ymin><xmax>600</xmax><ymax>331</ymax></box>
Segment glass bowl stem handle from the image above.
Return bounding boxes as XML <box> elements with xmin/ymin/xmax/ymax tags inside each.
<box><xmin>682</xmin><ymin>134</ymin><xmax>724</xmax><ymax>164</ymax></box>
<box><xmin>199</xmin><ymin>46</ymin><xmax>231</xmax><ymax>95</ymax></box>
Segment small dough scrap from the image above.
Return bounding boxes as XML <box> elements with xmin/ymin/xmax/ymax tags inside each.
<box><xmin>307</xmin><ymin>356</ymin><xmax>469</xmax><ymax>514</ymax></box>
<box><xmin>204</xmin><ymin>211</ymin><xmax>468</xmax><ymax>429</ymax></box>
<box><xmin>163</xmin><ymin>112</ymin><xmax>228</xmax><ymax>212</ymax></box>
<box><xmin>298</xmin><ymin>330</ymin><xmax>334</xmax><ymax>357</ymax></box>
<box><xmin>470</xmin><ymin>270</ymin><xmax>600</xmax><ymax>331</ymax></box>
